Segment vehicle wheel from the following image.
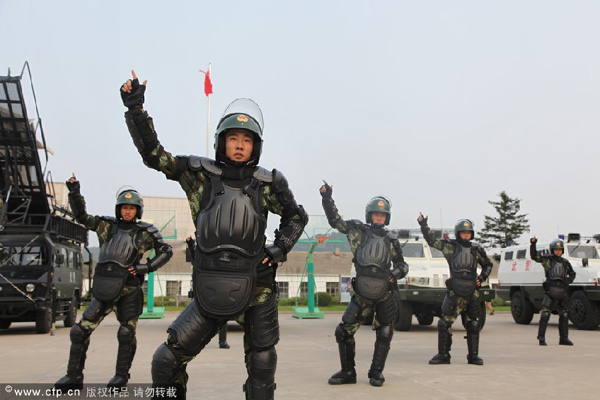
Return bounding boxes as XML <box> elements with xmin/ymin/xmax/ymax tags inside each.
<box><xmin>35</xmin><ymin>305</ymin><xmax>52</xmax><ymax>334</ymax></box>
<box><xmin>0</xmin><ymin>321</ymin><xmax>11</xmax><ymax>329</ymax></box>
<box><xmin>64</xmin><ymin>299</ymin><xmax>78</xmax><ymax>328</ymax></box>
<box><xmin>416</xmin><ymin>313</ymin><xmax>434</xmax><ymax>326</ymax></box>
<box><xmin>569</xmin><ymin>291</ymin><xmax>600</xmax><ymax>330</ymax></box>
<box><xmin>511</xmin><ymin>291</ymin><xmax>534</xmax><ymax>324</ymax></box>
<box><xmin>362</xmin><ymin>311</ymin><xmax>374</xmax><ymax>325</ymax></box>
<box><xmin>394</xmin><ymin>300</ymin><xmax>412</xmax><ymax>331</ymax></box>
<box><xmin>460</xmin><ymin>302</ymin><xmax>487</xmax><ymax>331</ymax></box>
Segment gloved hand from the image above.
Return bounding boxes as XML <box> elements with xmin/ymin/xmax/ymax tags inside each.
<box><xmin>319</xmin><ymin>180</ymin><xmax>333</xmax><ymax>200</ymax></box>
<box><xmin>530</xmin><ymin>237</ymin><xmax>537</xmax><ymax>244</ymax></box>
<box><xmin>417</xmin><ymin>212</ymin><xmax>428</xmax><ymax>227</ymax></box>
<box><xmin>120</xmin><ymin>71</ymin><xmax>146</xmax><ymax>110</ymax></box>
<box><xmin>66</xmin><ymin>174</ymin><xmax>80</xmax><ymax>192</ymax></box>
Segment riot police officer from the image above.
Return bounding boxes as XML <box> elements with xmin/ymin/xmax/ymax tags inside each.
<box><xmin>530</xmin><ymin>237</ymin><xmax>576</xmax><ymax>346</ymax></box>
<box><xmin>121</xmin><ymin>71</ymin><xmax>307</xmax><ymax>399</ymax></box>
<box><xmin>320</xmin><ymin>181</ymin><xmax>408</xmax><ymax>387</ymax></box>
<box><xmin>418</xmin><ymin>213</ymin><xmax>492</xmax><ymax>365</ymax></box>
<box><xmin>55</xmin><ymin>176</ymin><xmax>173</xmax><ymax>390</ymax></box>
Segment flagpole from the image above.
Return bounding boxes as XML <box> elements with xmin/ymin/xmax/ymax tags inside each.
<box><xmin>206</xmin><ymin>63</ymin><xmax>212</xmax><ymax>157</ymax></box>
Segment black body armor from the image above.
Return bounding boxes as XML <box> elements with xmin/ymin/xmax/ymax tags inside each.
<box><xmin>354</xmin><ymin>227</ymin><xmax>392</xmax><ymax>300</ymax></box>
<box><xmin>545</xmin><ymin>258</ymin><xmax>569</xmax><ymax>299</ymax></box>
<box><xmin>448</xmin><ymin>244</ymin><xmax>478</xmax><ymax>297</ymax></box>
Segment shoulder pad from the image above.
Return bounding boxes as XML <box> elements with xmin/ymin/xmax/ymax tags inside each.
<box><xmin>352</xmin><ymin>220</ymin><xmax>366</xmax><ymax>230</ymax></box>
<box><xmin>388</xmin><ymin>231</ymin><xmax>399</xmax><ymax>240</ymax></box>
<box><xmin>138</xmin><ymin>221</ymin><xmax>162</xmax><ymax>236</ymax></box>
<box><xmin>98</xmin><ymin>216</ymin><xmax>117</xmax><ymax>223</ymax></box>
<box><xmin>471</xmin><ymin>241</ymin><xmax>481</xmax><ymax>248</ymax></box>
<box><xmin>270</xmin><ymin>169</ymin><xmax>288</xmax><ymax>191</ymax></box>
<box><xmin>188</xmin><ymin>156</ymin><xmax>222</xmax><ymax>175</ymax></box>
<box><xmin>253</xmin><ymin>166</ymin><xmax>273</xmax><ymax>183</ymax></box>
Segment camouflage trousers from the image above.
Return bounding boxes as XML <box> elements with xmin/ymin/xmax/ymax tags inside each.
<box><xmin>79</xmin><ymin>284</ymin><xmax>142</xmax><ymax>342</ymax></box>
<box><xmin>440</xmin><ymin>290</ymin><xmax>481</xmax><ymax>331</ymax></box>
<box><xmin>340</xmin><ymin>291</ymin><xmax>396</xmax><ymax>338</ymax></box>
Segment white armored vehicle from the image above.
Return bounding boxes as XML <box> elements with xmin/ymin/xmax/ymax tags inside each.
<box><xmin>392</xmin><ymin>229</ymin><xmax>494</xmax><ymax>331</ymax></box>
<box><xmin>497</xmin><ymin>233</ymin><xmax>600</xmax><ymax>330</ymax></box>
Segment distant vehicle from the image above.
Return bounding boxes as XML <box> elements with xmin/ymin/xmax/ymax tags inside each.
<box><xmin>0</xmin><ymin>64</ymin><xmax>91</xmax><ymax>333</ymax></box>
<box><xmin>496</xmin><ymin>233</ymin><xmax>600</xmax><ymax>330</ymax></box>
<box><xmin>352</xmin><ymin>229</ymin><xmax>494</xmax><ymax>331</ymax></box>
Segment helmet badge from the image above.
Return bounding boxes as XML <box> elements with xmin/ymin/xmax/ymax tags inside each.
<box><xmin>124</xmin><ymin>193</ymin><xmax>133</xmax><ymax>199</ymax></box>
<box><xmin>463</xmin><ymin>222</ymin><xmax>469</xmax><ymax>227</ymax></box>
<box><xmin>377</xmin><ymin>200</ymin><xmax>384</xmax><ymax>206</ymax></box>
<box><xmin>237</xmin><ymin>115</ymin><xmax>249</xmax><ymax>122</ymax></box>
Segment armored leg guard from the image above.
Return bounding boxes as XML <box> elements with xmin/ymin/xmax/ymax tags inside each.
<box><xmin>466</xmin><ymin>320</ymin><xmax>483</xmax><ymax>365</ymax></box>
<box><xmin>429</xmin><ymin>319</ymin><xmax>451</xmax><ymax>365</ymax></box>
<box><xmin>243</xmin><ymin>347</ymin><xmax>277</xmax><ymax>400</ymax></box>
<box><xmin>558</xmin><ymin>313</ymin><xmax>573</xmax><ymax>346</ymax></box>
<box><xmin>329</xmin><ymin>323</ymin><xmax>357</xmax><ymax>384</ymax></box>
<box><xmin>107</xmin><ymin>325</ymin><xmax>137</xmax><ymax>388</ymax></box>
<box><xmin>219</xmin><ymin>324</ymin><xmax>230</xmax><ymax>349</ymax></box>
<box><xmin>151</xmin><ymin>343</ymin><xmax>188</xmax><ymax>400</ymax></box>
<box><xmin>537</xmin><ymin>311</ymin><xmax>550</xmax><ymax>346</ymax></box>
<box><xmin>368</xmin><ymin>325</ymin><xmax>393</xmax><ymax>386</ymax></box>
<box><xmin>55</xmin><ymin>323</ymin><xmax>89</xmax><ymax>390</ymax></box>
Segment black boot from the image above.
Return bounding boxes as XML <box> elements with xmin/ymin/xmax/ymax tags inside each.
<box><xmin>558</xmin><ymin>314</ymin><xmax>573</xmax><ymax>346</ymax></box>
<box><xmin>466</xmin><ymin>320</ymin><xmax>483</xmax><ymax>365</ymax></box>
<box><xmin>55</xmin><ymin>325</ymin><xmax>89</xmax><ymax>390</ymax></box>
<box><xmin>429</xmin><ymin>319</ymin><xmax>451</xmax><ymax>365</ymax></box>
<box><xmin>219</xmin><ymin>324</ymin><xmax>230</xmax><ymax>349</ymax></box>
<box><xmin>368</xmin><ymin>326</ymin><xmax>392</xmax><ymax>386</ymax></box>
<box><xmin>537</xmin><ymin>311</ymin><xmax>549</xmax><ymax>346</ymax></box>
<box><xmin>328</xmin><ymin>341</ymin><xmax>356</xmax><ymax>385</ymax></box>
<box><xmin>108</xmin><ymin>326</ymin><xmax>137</xmax><ymax>388</ymax></box>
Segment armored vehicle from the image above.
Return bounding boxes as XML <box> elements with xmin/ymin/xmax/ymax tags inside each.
<box><xmin>0</xmin><ymin>64</ymin><xmax>90</xmax><ymax>333</ymax></box>
<box><xmin>497</xmin><ymin>233</ymin><xmax>600</xmax><ymax>330</ymax></box>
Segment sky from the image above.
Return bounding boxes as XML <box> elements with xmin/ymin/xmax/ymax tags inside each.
<box><xmin>2</xmin><ymin>0</ymin><xmax>600</xmax><ymax>249</ymax></box>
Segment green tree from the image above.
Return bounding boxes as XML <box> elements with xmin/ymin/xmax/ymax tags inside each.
<box><xmin>479</xmin><ymin>191</ymin><xmax>530</xmax><ymax>248</ymax></box>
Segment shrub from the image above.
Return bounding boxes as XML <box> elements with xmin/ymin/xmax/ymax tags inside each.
<box><xmin>316</xmin><ymin>292</ymin><xmax>333</xmax><ymax>307</ymax></box>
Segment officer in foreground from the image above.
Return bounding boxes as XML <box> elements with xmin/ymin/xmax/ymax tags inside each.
<box><xmin>418</xmin><ymin>213</ymin><xmax>492</xmax><ymax>365</ymax></box>
<box><xmin>55</xmin><ymin>176</ymin><xmax>173</xmax><ymax>390</ymax></box>
<box><xmin>121</xmin><ymin>71</ymin><xmax>307</xmax><ymax>399</ymax></box>
<box><xmin>530</xmin><ymin>237</ymin><xmax>576</xmax><ymax>346</ymax></box>
<box><xmin>321</xmin><ymin>181</ymin><xmax>408</xmax><ymax>387</ymax></box>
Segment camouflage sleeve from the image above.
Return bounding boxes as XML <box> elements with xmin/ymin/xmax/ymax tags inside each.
<box><xmin>390</xmin><ymin>237</ymin><xmax>409</xmax><ymax>279</ymax></box>
<box><xmin>67</xmin><ymin>187</ymin><xmax>100</xmax><ymax>231</ymax></box>
<box><xmin>262</xmin><ymin>171</ymin><xmax>308</xmax><ymax>263</ymax></box>
<box><xmin>321</xmin><ymin>197</ymin><xmax>351</xmax><ymax>234</ymax></box>
<box><xmin>566</xmin><ymin>260</ymin><xmax>576</xmax><ymax>283</ymax></box>
<box><xmin>476</xmin><ymin>246</ymin><xmax>493</xmax><ymax>281</ymax></box>
<box><xmin>530</xmin><ymin>242</ymin><xmax>543</xmax><ymax>263</ymax></box>
<box><xmin>420</xmin><ymin>224</ymin><xmax>447</xmax><ymax>252</ymax></box>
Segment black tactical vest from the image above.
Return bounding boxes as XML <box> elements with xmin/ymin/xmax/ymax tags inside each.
<box><xmin>354</xmin><ymin>227</ymin><xmax>392</xmax><ymax>300</ymax></box>
<box><xmin>98</xmin><ymin>227</ymin><xmax>140</xmax><ymax>268</ymax></box>
<box><xmin>448</xmin><ymin>243</ymin><xmax>478</xmax><ymax>297</ymax></box>
<box><xmin>547</xmin><ymin>258</ymin><xmax>568</xmax><ymax>283</ymax></box>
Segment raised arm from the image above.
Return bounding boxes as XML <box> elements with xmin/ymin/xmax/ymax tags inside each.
<box><xmin>66</xmin><ymin>174</ymin><xmax>100</xmax><ymax>231</ymax></box>
<box><xmin>529</xmin><ymin>237</ymin><xmax>543</xmax><ymax>263</ymax></box>
<box><xmin>320</xmin><ymin>180</ymin><xmax>351</xmax><ymax>234</ymax></box>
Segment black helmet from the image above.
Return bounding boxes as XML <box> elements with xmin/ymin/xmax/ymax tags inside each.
<box><xmin>549</xmin><ymin>239</ymin><xmax>565</xmax><ymax>253</ymax></box>
<box><xmin>115</xmin><ymin>188</ymin><xmax>143</xmax><ymax>219</ymax></box>
<box><xmin>454</xmin><ymin>219</ymin><xmax>474</xmax><ymax>240</ymax></box>
<box><xmin>214</xmin><ymin>98</ymin><xmax>264</xmax><ymax>166</ymax></box>
<box><xmin>365</xmin><ymin>196</ymin><xmax>391</xmax><ymax>225</ymax></box>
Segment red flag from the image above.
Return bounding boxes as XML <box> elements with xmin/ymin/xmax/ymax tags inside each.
<box><xmin>199</xmin><ymin>69</ymin><xmax>213</xmax><ymax>96</ymax></box>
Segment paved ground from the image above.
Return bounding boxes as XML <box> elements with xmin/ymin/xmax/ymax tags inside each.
<box><xmin>0</xmin><ymin>310</ymin><xmax>599</xmax><ymax>399</ymax></box>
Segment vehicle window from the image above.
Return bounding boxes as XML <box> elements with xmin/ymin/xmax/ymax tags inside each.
<box><xmin>430</xmin><ymin>247</ymin><xmax>445</xmax><ymax>258</ymax></box>
<box><xmin>73</xmin><ymin>252</ymin><xmax>81</xmax><ymax>270</ymax></box>
<box><xmin>402</xmin><ymin>243</ymin><xmax>424</xmax><ymax>258</ymax></box>
<box><xmin>3</xmin><ymin>245</ymin><xmax>47</xmax><ymax>266</ymax></box>
<box><xmin>504</xmin><ymin>251</ymin><xmax>513</xmax><ymax>261</ymax></box>
<box><xmin>67</xmin><ymin>250</ymin><xmax>74</xmax><ymax>268</ymax></box>
<box><xmin>567</xmin><ymin>245</ymin><xmax>600</xmax><ymax>259</ymax></box>
<box><xmin>516</xmin><ymin>249</ymin><xmax>527</xmax><ymax>259</ymax></box>
<box><xmin>56</xmin><ymin>248</ymin><xmax>68</xmax><ymax>268</ymax></box>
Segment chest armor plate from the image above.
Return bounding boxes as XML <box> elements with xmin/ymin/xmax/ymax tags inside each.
<box><xmin>98</xmin><ymin>227</ymin><xmax>140</xmax><ymax>268</ymax></box>
<box><xmin>356</xmin><ymin>231</ymin><xmax>391</xmax><ymax>271</ymax></box>
<box><xmin>450</xmin><ymin>244</ymin><xmax>477</xmax><ymax>277</ymax></box>
<box><xmin>196</xmin><ymin>183</ymin><xmax>266</xmax><ymax>257</ymax></box>
<box><xmin>548</xmin><ymin>259</ymin><xmax>567</xmax><ymax>281</ymax></box>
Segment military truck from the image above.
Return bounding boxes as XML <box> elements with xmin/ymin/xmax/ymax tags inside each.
<box><xmin>392</xmin><ymin>229</ymin><xmax>494</xmax><ymax>331</ymax></box>
<box><xmin>0</xmin><ymin>64</ymin><xmax>90</xmax><ymax>333</ymax></box>
<box><xmin>497</xmin><ymin>233</ymin><xmax>600</xmax><ymax>330</ymax></box>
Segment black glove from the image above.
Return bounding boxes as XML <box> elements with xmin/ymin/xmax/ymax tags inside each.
<box><xmin>530</xmin><ymin>237</ymin><xmax>537</xmax><ymax>244</ymax></box>
<box><xmin>418</xmin><ymin>215</ymin><xmax>428</xmax><ymax>227</ymax></box>
<box><xmin>320</xmin><ymin>182</ymin><xmax>333</xmax><ymax>199</ymax></box>
<box><xmin>65</xmin><ymin>179</ymin><xmax>80</xmax><ymax>192</ymax></box>
<box><xmin>121</xmin><ymin>78</ymin><xmax>146</xmax><ymax>110</ymax></box>
<box><xmin>133</xmin><ymin>264</ymin><xmax>150</xmax><ymax>275</ymax></box>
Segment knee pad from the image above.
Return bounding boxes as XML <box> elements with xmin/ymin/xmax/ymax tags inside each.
<box><xmin>70</xmin><ymin>323</ymin><xmax>88</xmax><ymax>345</ymax></box>
<box><xmin>118</xmin><ymin>325</ymin><xmax>136</xmax><ymax>345</ymax></box>
<box><xmin>247</xmin><ymin>347</ymin><xmax>277</xmax><ymax>382</ymax></box>
<box><xmin>467</xmin><ymin>319</ymin><xmax>479</xmax><ymax>333</ymax></box>
<box><xmin>342</xmin><ymin>300</ymin><xmax>362</xmax><ymax>324</ymax></box>
<box><xmin>540</xmin><ymin>311</ymin><xmax>551</xmax><ymax>323</ymax></box>
<box><xmin>82</xmin><ymin>298</ymin><xmax>104</xmax><ymax>322</ymax></box>
<box><xmin>438</xmin><ymin>318</ymin><xmax>452</xmax><ymax>333</ymax></box>
<box><xmin>151</xmin><ymin>343</ymin><xmax>182</xmax><ymax>384</ymax></box>
<box><xmin>335</xmin><ymin>323</ymin><xmax>352</xmax><ymax>344</ymax></box>
<box><xmin>375</xmin><ymin>325</ymin><xmax>393</xmax><ymax>345</ymax></box>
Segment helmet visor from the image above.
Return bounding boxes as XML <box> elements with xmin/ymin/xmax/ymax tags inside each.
<box><xmin>221</xmin><ymin>98</ymin><xmax>264</xmax><ymax>132</ymax></box>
